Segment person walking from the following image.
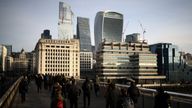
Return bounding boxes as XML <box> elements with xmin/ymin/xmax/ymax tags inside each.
<box><xmin>35</xmin><ymin>74</ymin><xmax>43</xmax><ymax>93</ymax></box>
<box><xmin>127</xmin><ymin>82</ymin><xmax>140</xmax><ymax>107</ymax></box>
<box><xmin>154</xmin><ymin>87</ymin><xmax>171</xmax><ymax>108</ymax></box>
<box><xmin>82</xmin><ymin>77</ymin><xmax>92</xmax><ymax>108</ymax></box>
<box><xmin>117</xmin><ymin>88</ymin><xmax>134</xmax><ymax>108</ymax></box>
<box><xmin>19</xmin><ymin>76</ymin><xmax>28</xmax><ymax>102</ymax></box>
<box><xmin>105</xmin><ymin>82</ymin><xmax>119</xmax><ymax>108</ymax></box>
<box><xmin>68</xmin><ymin>79</ymin><xmax>80</xmax><ymax>108</ymax></box>
<box><xmin>51</xmin><ymin>82</ymin><xmax>65</xmax><ymax>108</ymax></box>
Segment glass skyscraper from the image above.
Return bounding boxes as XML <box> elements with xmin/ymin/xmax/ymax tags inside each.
<box><xmin>77</xmin><ymin>17</ymin><xmax>92</xmax><ymax>52</ymax></box>
<box><xmin>77</xmin><ymin>17</ymin><xmax>93</xmax><ymax>77</ymax></box>
<box><xmin>150</xmin><ymin>43</ymin><xmax>180</xmax><ymax>81</ymax></box>
<box><xmin>94</xmin><ymin>11</ymin><xmax>123</xmax><ymax>51</ymax></box>
<box><xmin>58</xmin><ymin>2</ymin><xmax>73</xmax><ymax>39</ymax></box>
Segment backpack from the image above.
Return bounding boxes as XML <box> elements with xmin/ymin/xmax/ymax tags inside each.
<box><xmin>121</xmin><ymin>97</ymin><xmax>134</xmax><ymax>108</ymax></box>
<box><xmin>57</xmin><ymin>98</ymin><xmax>64</xmax><ymax>108</ymax></box>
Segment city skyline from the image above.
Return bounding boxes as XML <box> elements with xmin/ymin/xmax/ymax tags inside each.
<box><xmin>0</xmin><ymin>0</ymin><xmax>192</xmax><ymax>53</ymax></box>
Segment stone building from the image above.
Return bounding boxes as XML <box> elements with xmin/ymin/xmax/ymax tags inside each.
<box><xmin>35</xmin><ymin>39</ymin><xmax>80</xmax><ymax>78</ymax></box>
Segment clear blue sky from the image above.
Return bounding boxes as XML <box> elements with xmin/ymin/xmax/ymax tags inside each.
<box><xmin>0</xmin><ymin>0</ymin><xmax>192</xmax><ymax>53</ymax></box>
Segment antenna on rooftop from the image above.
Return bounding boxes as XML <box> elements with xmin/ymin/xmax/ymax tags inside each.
<box><xmin>138</xmin><ymin>20</ymin><xmax>146</xmax><ymax>43</ymax></box>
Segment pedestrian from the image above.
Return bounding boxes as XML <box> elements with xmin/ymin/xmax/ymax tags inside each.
<box><xmin>117</xmin><ymin>88</ymin><xmax>134</xmax><ymax>108</ymax></box>
<box><xmin>35</xmin><ymin>74</ymin><xmax>43</xmax><ymax>93</ymax></box>
<box><xmin>44</xmin><ymin>74</ymin><xmax>49</xmax><ymax>90</ymax></box>
<box><xmin>127</xmin><ymin>82</ymin><xmax>140</xmax><ymax>107</ymax></box>
<box><xmin>105</xmin><ymin>82</ymin><xmax>119</xmax><ymax>108</ymax></box>
<box><xmin>82</xmin><ymin>77</ymin><xmax>92</xmax><ymax>108</ymax></box>
<box><xmin>19</xmin><ymin>76</ymin><xmax>28</xmax><ymax>102</ymax></box>
<box><xmin>154</xmin><ymin>87</ymin><xmax>171</xmax><ymax>108</ymax></box>
<box><xmin>93</xmin><ymin>79</ymin><xmax>100</xmax><ymax>97</ymax></box>
<box><xmin>51</xmin><ymin>82</ymin><xmax>65</xmax><ymax>108</ymax></box>
<box><xmin>68</xmin><ymin>79</ymin><xmax>80</xmax><ymax>108</ymax></box>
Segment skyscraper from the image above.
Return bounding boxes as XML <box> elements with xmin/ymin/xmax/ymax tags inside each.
<box><xmin>77</xmin><ymin>17</ymin><xmax>92</xmax><ymax>52</ymax></box>
<box><xmin>77</xmin><ymin>17</ymin><xmax>93</xmax><ymax>77</ymax></box>
<box><xmin>58</xmin><ymin>2</ymin><xmax>73</xmax><ymax>39</ymax></box>
<box><xmin>94</xmin><ymin>11</ymin><xmax>123</xmax><ymax>51</ymax></box>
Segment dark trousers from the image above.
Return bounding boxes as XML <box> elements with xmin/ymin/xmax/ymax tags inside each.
<box><xmin>83</xmin><ymin>93</ymin><xmax>90</xmax><ymax>108</ymax></box>
<box><xmin>20</xmin><ymin>93</ymin><xmax>26</xmax><ymax>102</ymax></box>
<box><xmin>106</xmin><ymin>100</ymin><xmax>115</xmax><ymax>108</ymax></box>
<box><xmin>70</xmin><ymin>99</ymin><xmax>78</xmax><ymax>108</ymax></box>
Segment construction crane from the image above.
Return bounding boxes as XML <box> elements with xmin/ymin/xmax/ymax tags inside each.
<box><xmin>122</xmin><ymin>21</ymin><xmax>129</xmax><ymax>42</ymax></box>
<box><xmin>138</xmin><ymin>21</ymin><xmax>146</xmax><ymax>43</ymax></box>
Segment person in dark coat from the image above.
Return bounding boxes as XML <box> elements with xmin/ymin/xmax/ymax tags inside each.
<box><xmin>68</xmin><ymin>79</ymin><xmax>80</xmax><ymax>108</ymax></box>
<box><xmin>127</xmin><ymin>82</ymin><xmax>140</xmax><ymax>106</ymax></box>
<box><xmin>35</xmin><ymin>74</ymin><xmax>43</xmax><ymax>93</ymax></box>
<box><xmin>105</xmin><ymin>82</ymin><xmax>119</xmax><ymax>108</ymax></box>
<box><xmin>82</xmin><ymin>77</ymin><xmax>92</xmax><ymax>108</ymax></box>
<box><xmin>19</xmin><ymin>76</ymin><xmax>28</xmax><ymax>102</ymax></box>
<box><xmin>154</xmin><ymin>87</ymin><xmax>170</xmax><ymax>108</ymax></box>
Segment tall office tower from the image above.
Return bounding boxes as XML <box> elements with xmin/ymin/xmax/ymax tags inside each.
<box><xmin>58</xmin><ymin>2</ymin><xmax>74</xmax><ymax>39</ymax></box>
<box><xmin>77</xmin><ymin>17</ymin><xmax>92</xmax><ymax>52</ymax></box>
<box><xmin>35</xmin><ymin>39</ymin><xmax>80</xmax><ymax>79</ymax></box>
<box><xmin>150</xmin><ymin>43</ymin><xmax>181</xmax><ymax>81</ymax></box>
<box><xmin>77</xmin><ymin>17</ymin><xmax>93</xmax><ymax>77</ymax></box>
<box><xmin>94</xmin><ymin>11</ymin><xmax>123</xmax><ymax>51</ymax></box>
<box><xmin>0</xmin><ymin>45</ymin><xmax>7</xmax><ymax>72</ymax></box>
<box><xmin>41</xmin><ymin>29</ymin><xmax>52</xmax><ymax>39</ymax></box>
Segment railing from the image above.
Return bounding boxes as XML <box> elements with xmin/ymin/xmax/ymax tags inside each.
<box><xmin>99</xmin><ymin>82</ymin><xmax>192</xmax><ymax>108</ymax></box>
<box><xmin>0</xmin><ymin>76</ymin><xmax>23</xmax><ymax>108</ymax></box>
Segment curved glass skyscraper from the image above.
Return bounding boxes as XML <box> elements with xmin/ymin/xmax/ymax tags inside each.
<box><xmin>94</xmin><ymin>11</ymin><xmax>123</xmax><ymax>51</ymax></box>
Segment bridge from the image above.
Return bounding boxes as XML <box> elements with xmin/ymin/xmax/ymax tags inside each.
<box><xmin>0</xmin><ymin>77</ymin><xmax>192</xmax><ymax>108</ymax></box>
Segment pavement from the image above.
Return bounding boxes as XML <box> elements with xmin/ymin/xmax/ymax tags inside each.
<box><xmin>11</xmin><ymin>80</ymin><xmax>106</xmax><ymax>108</ymax></box>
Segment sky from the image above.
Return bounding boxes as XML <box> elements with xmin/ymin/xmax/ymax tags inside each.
<box><xmin>0</xmin><ymin>0</ymin><xmax>192</xmax><ymax>53</ymax></box>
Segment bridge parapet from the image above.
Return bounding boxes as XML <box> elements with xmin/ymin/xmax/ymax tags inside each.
<box><xmin>0</xmin><ymin>77</ymin><xmax>23</xmax><ymax>108</ymax></box>
<box><xmin>98</xmin><ymin>82</ymin><xmax>192</xmax><ymax>108</ymax></box>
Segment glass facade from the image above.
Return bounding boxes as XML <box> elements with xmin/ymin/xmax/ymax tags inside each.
<box><xmin>103</xmin><ymin>18</ymin><xmax>123</xmax><ymax>42</ymax></box>
<box><xmin>149</xmin><ymin>43</ymin><xmax>180</xmax><ymax>81</ymax></box>
<box><xmin>94</xmin><ymin>11</ymin><xmax>123</xmax><ymax>51</ymax></box>
<box><xmin>58</xmin><ymin>2</ymin><xmax>73</xmax><ymax>39</ymax></box>
<box><xmin>77</xmin><ymin>17</ymin><xmax>92</xmax><ymax>52</ymax></box>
